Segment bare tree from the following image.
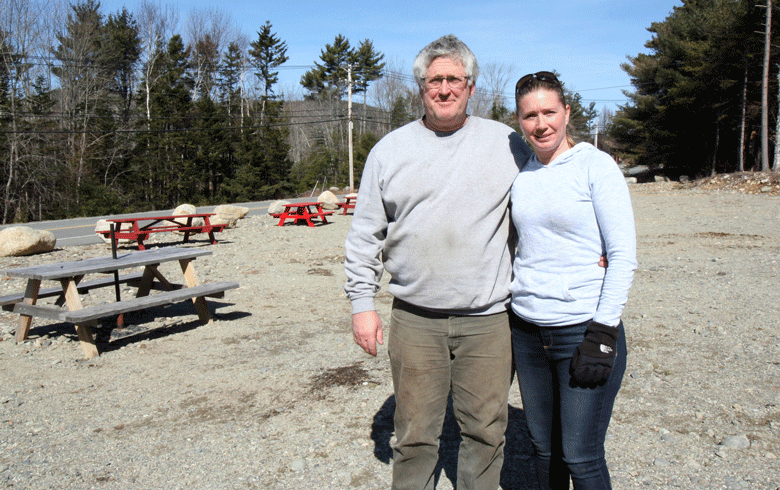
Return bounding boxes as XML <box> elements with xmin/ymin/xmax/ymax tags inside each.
<box><xmin>137</xmin><ymin>0</ymin><xmax>177</xmax><ymax>121</ymax></box>
<box><xmin>475</xmin><ymin>61</ymin><xmax>515</xmax><ymax>119</ymax></box>
<box><xmin>0</xmin><ymin>0</ymin><xmax>56</xmax><ymax>223</ymax></box>
<box><xmin>186</xmin><ymin>8</ymin><xmax>232</xmax><ymax>101</ymax></box>
<box><xmin>369</xmin><ymin>58</ymin><xmax>419</xmax><ymax>128</ymax></box>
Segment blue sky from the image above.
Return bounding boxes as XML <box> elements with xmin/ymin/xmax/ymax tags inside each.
<box><xmin>97</xmin><ymin>0</ymin><xmax>683</xmax><ymax>111</ymax></box>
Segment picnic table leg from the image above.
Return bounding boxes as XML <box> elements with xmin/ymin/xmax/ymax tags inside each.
<box><xmin>276</xmin><ymin>212</ymin><xmax>289</xmax><ymax>226</ymax></box>
<box><xmin>302</xmin><ymin>208</ymin><xmax>316</xmax><ymax>227</ymax></box>
<box><xmin>179</xmin><ymin>258</ymin><xmax>211</xmax><ymax>324</ymax></box>
<box><xmin>15</xmin><ymin>279</ymin><xmax>41</xmax><ymax>343</ymax></box>
<box><xmin>182</xmin><ymin>216</ymin><xmax>193</xmax><ymax>244</ymax></box>
<box><xmin>61</xmin><ymin>278</ymin><xmax>99</xmax><ymax>359</ymax></box>
<box><xmin>204</xmin><ymin>216</ymin><xmax>218</xmax><ymax>245</ymax></box>
<box><xmin>136</xmin><ymin>264</ymin><xmax>172</xmax><ymax>297</ymax></box>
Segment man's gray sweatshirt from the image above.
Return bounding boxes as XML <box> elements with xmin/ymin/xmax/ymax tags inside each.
<box><xmin>344</xmin><ymin>116</ymin><xmax>531</xmax><ymax>316</ymax></box>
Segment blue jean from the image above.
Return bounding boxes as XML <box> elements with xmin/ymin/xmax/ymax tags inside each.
<box><xmin>388</xmin><ymin>300</ymin><xmax>512</xmax><ymax>490</ymax></box>
<box><xmin>510</xmin><ymin>315</ymin><xmax>626</xmax><ymax>490</ymax></box>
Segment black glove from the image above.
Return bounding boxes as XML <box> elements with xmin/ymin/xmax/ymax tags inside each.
<box><xmin>570</xmin><ymin>321</ymin><xmax>619</xmax><ymax>385</ymax></box>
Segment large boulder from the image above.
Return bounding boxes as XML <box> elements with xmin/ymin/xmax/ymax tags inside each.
<box><xmin>268</xmin><ymin>200</ymin><xmax>290</xmax><ymax>215</ymax></box>
<box><xmin>0</xmin><ymin>226</ymin><xmax>56</xmax><ymax>257</ymax></box>
<box><xmin>173</xmin><ymin>204</ymin><xmax>204</xmax><ymax>228</ymax></box>
<box><xmin>317</xmin><ymin>190</ymin><xmax>339</xmax><ymax>210</ymax></box>
<box><xmin>94</xmin><ymin>219</ymin><xmax>133</xmax><ymax>245</ymax></box>
<box><xmin>212</xmin><ymin>204</ymin><xmax>249</xmax><ymax>228</ymax></box>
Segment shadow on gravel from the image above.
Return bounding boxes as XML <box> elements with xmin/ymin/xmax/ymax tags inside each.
<box><xmin>371</xmin><ymin>396</ymin><xmax>536</xmax><ymax>489</ymax></box>
<box><xmin>23</xmin><ymin>300</ymin><xmax>249</xmax><ymax>353</ymax></box>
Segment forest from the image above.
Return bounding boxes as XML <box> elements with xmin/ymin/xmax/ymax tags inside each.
<box><xmin>4</xmin><ymin>0</ymin><xmax>779</xmax><ymax>224</ymax></box>
<box><xmin>610</xmin><ymin>0</ymin><xmax>780</xmax><ymax>179</ymax></box>
<box><xmin>0</xmin><ymin>0</ymin><xmax>606</xmax><ymax>224</ymax></box>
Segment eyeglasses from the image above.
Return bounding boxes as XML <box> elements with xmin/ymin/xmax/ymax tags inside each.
<box><xmin>423</xmin><ymin>76</ymin><xmax>469</xmax><ymax>91</ymax></box>
<box><xmin>515</xmin><ymin>71</ymin><xmax>561</xmax><ymax>94</ymax></box>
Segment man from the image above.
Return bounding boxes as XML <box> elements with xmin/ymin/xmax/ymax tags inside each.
<box><xmin>344</xmin><ymin>35</ymin><xmax>531</xmax><ymax>490</ymax></box>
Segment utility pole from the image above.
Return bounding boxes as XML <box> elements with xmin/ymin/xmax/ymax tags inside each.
<box><xmin>761</xmin><ymin>0</ymin><xmax>772</xmax><ymax>172</ymax></box>
<box><xmin>347</xmin><ymin>64</ymin><xmax>355</xmax><ymax>193</ymax></box>
<box><xmin>775</xmin><ymin>67</ymin><xmax>780</xmax><ymax>171</ymax></box>
<box><xmin>594</xmin><ymin>121</ymin><xmax>599</xmax><ymax>150</ymax></box>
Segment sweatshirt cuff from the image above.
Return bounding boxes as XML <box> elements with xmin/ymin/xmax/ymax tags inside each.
<box><xmin>351</xmin><ymin>297</ymin><xmax>377</xmax><ymax>315</ymax></box>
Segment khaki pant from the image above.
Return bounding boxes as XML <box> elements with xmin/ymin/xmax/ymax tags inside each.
<box><xmin>388</xmin><ymin>300</ymin><xmax>512</xmax><ymax>490</ymax></box>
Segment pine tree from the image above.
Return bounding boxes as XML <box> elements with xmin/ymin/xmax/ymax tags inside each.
<box><xmin>300</xmin><ymin>34</ymin><xmax>352</xmax><ymax>100</ymax></box>
<box><xmin>135</xmin><ymin>34</ymin><xmax>195</xmax><ymax>208</ymax></box>
<box><xmin>219</xmin><ymin>41</ymin><xmax>244</xmax><ymax>120</ymax></box>
<box><xmin>611</xmin><ymin>0</ymin><xmax>773</xmax><ymax>177</ymax></box>
<box><xmin>248</xmin><ymin>21</ymin><xmax>289</xmax><ymax>99</ymax></box>
<box><xmin>51</xmin><ymin>0</ymin><xmax>109</xmax><ymax>213</ymax></box>
<box><xmin>350</xmin><ymin>39</ymin><xmax>384</xmax><ymax>132</ymax></box>
<box><xmin>104</xmin><ymin>8</ymin><xmax>141</xmax><ymax>121</ymax></box>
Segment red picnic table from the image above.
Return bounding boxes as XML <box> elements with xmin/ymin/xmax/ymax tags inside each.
<box><xmin>272</xmin><ymin>202</ymin><xmax>334</xmax><ymax>227</ymax></box>
<box><xmin>98</xmin><ymin>213</ymin><xmax>226</xmax><ymax>250</ymax></box>
<box><xmin>337</xmin><ymin>195</ymin><xmax>357</xmax><ymax>215</ymax></box>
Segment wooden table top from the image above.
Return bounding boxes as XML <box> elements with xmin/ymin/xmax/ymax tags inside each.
<box><xmin>1</xmin><ymin>247</ymin><xmax>213</xmax><ymax>281</ymax></box>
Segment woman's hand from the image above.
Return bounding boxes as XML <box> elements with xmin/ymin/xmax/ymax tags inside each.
<box><xmin>570</xmin><ymin>321</ymin><xmax>619</xmax><ymax>384</ymax></box>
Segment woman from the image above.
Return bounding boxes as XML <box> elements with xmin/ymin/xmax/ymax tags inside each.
<box><xmin>509</xmin><ymin>71</ymin><xmax>637</xmax><ymax>490</ymax></box>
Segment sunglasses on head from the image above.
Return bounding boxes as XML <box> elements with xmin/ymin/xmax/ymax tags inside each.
<box><xmin>515</xmin><ymin>71</ymin><xmax>561</xmax><ymax>94</ymax></box>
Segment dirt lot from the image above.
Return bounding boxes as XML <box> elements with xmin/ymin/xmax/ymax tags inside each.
<box><xmin>0</xmin><ymin>179</ymin><xmax>778</xmax><ymax>489</ymax></box>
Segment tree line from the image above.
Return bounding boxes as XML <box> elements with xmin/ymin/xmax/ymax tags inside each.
<box><xmin>610</xmin><ymin>0</ymin><xmax>780</xmax><ymax>178</ymax></box>
<box><xmin>0</xmin><ymin>0</ymin><xmax>391</xmax><ymax>223</ymax></box>
<box><xmin>1</xmin><ymin>0</ymin><xmax>603</xmax><ymax>224</ymax></box>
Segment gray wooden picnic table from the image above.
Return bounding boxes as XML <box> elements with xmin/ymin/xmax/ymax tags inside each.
<box><xmin>0</xmin><ymin>247</ymin><xmax>238</xmax><ymax>359</ymax></box>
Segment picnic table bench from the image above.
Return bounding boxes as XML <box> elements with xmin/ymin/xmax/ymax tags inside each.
<box><xmin>0</xmin><ymin>247</ymin><xmax>239</xmax><ymax>358</ymax></box>
<box><xmin>97</xmin><ymin>213</ymin><xmax>226</xmax><ymax>250</ymax></box>
<box><xmin>271</xmin><ymin>202</ymin><xmax>334</xmax><ymax>227</ymax></box>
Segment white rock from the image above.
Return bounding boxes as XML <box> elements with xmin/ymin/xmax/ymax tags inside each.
<box><xmin>268</xmin><ymin>200</ymin><xmax>290</xmax><ymax>215</ymax></box>
<box><xmin>213</xmin><ymin>205</ymin><xmax>249</xmax><ymax>228</ymax></box>
<box><xmin>720</xmin><ymin>434</ymin><xmax>750</xmax><ymax>449</ymax></box>
<box><xmin>0</xmin><ymin>226</ymin><xmax>56</xmax><ymax>257</ymax></box>
<box><xmin>94</xmin><ymin>219</ymin><xmax>133</xmax><ymax>245</ymax></box>
<box><xmin>317</xmin><ymin>191</ymin><xmax>339</xmax><ymax>210</ymax></box>
<box><xmin>173</xmin><ymin>204</ymin><xmax>204</xmax><ymax>229</ymax></box>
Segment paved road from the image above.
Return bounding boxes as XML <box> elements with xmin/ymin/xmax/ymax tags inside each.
<box><xmin>0</xmin><ymin>200</ymin><xmax>286</xmax><ymax>248</ymax></box>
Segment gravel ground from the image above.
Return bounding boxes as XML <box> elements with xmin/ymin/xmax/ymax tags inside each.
<box><xmin>0</xmin><ymin>181</ymin><xmax>778</xmax><ymax>489</ymax></box>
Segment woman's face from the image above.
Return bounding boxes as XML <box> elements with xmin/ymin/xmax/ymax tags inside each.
<box><xmin>516</xmin><ymin>88</ymin><xmax>571</xmax><ymax>164</ymax></box>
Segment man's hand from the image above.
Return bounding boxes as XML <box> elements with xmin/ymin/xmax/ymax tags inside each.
<box><xmin>352</xmin><ymin>310</ymin><xmax>383</xmax><ymax>356</ymax></box>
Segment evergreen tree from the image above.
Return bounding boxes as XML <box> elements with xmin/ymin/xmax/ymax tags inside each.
<box><xmin>611</xmin><ymin>0</ymin><xmax>771</xmax><ymax>176</ymax></box>
<box><xmin>51</xmin><ymin>0</ymin><xmax>109</xmax><ymax>213</ymax></box>
<box><xmin>300</xmin><ymin>34</ymin><xmax>352</xmax><ymax>100</ymax></box>
<box><xmin>224</xmin><ymin>23</ymin><xmax>292</xmax><ymax>201</ymax></box>
<box><xmin>104</xmin><ymin>8</ymin><xmax>141</xmax><ymax>121</ymax></box>
<box><xmin>135</xmin><ymin>34</ymin><xmax>194</xmax><ymax>208</ymax></box>
<box><xmin>351</xmin><ymin>39</ymin><xmax>385</xmax><ymax>98</ymax></box>
<box><xmin>219</xmin><ymin>41</ymin><xmax>244</xmax><ymax>119</ymax></box>
<box><xmin>248</xmin><ymin>21</ymin><xmax>289</xmax><ymax>99</ymax></box>
<box><xmin>351</xmin><ymin>39</ymin><xmax>384</xmax><ymax>132</ymax></box>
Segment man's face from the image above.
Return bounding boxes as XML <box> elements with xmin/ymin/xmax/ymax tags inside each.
<box><xmin>421</xmin><ymin>57</ymin><xmax>474</xmax><ymax>131</ymax></box>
